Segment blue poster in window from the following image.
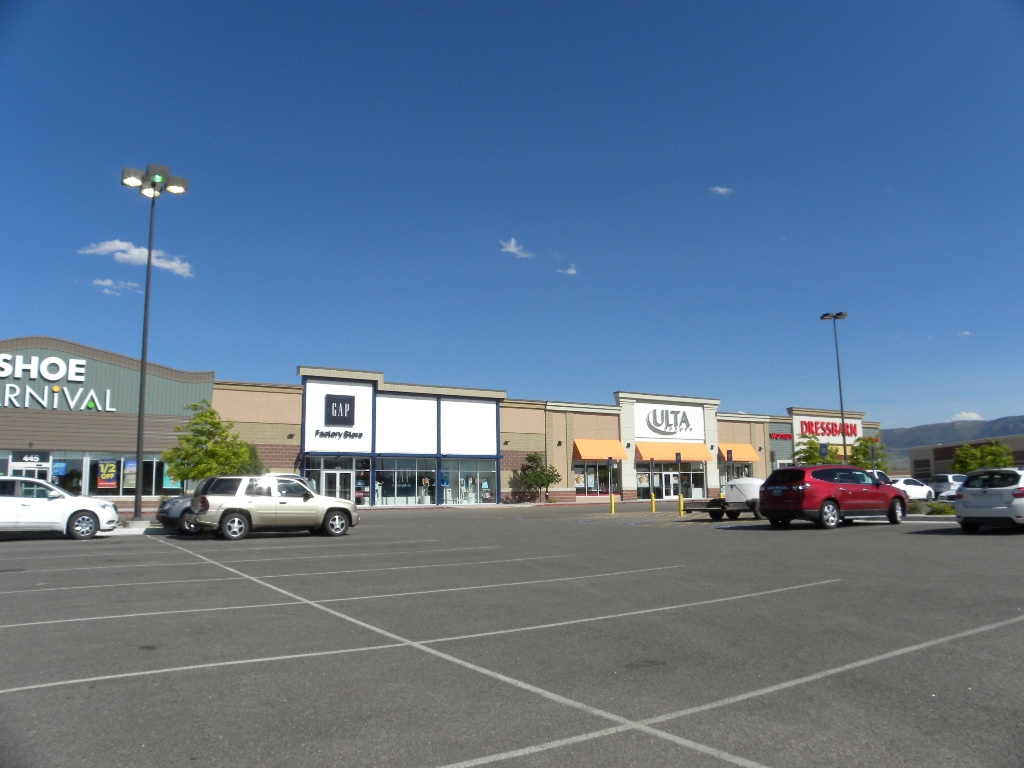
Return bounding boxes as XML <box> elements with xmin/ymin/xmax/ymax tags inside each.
<box><xmin>52</xmin><ymin>461</ymin><xmax>67</xmax><ymax>477</ymax></box>
<box><xmin>162</xmin><ymin>466</ymin><xmax>182</xmax><ymax>490</ymax></box>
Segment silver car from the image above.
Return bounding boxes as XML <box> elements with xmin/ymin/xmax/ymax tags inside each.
<box><xmin>156</xmin><ymin>494</ymin><xmax>201</xmax><ymax>533</ymax></box>
<box><xmin>954</xmin><ymin>468</ymin><xmax>1024</xmax><ymax>533</ymax></box>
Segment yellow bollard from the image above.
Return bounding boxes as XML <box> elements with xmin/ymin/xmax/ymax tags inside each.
<box><xmin>679</xmin><ymin>492</ymin><xmax>685</xmax><ymax>516</ymax></box>
<box><xmin>610</xmin><ymin>490</ymin><xmax>615</xmax><ymax>515</ymax></box>
<box><xmin>651</xmin><ymin>489</ymin><xmax>657</xmax><ymax>515</ymax></box>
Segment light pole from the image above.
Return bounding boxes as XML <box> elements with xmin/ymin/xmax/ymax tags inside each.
<box><xmin>820</xmin><ymin>312</ymin><xmax>848</xmax><ymax>459</ymax></box>
<box><xmin>121</xmin><ymin>165</ymin><xmax>188</xmax><ymax>520</ymax></box>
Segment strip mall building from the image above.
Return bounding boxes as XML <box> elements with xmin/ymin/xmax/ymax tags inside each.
<box><xmin>0</xmin><ymin>337</ymin><xmax>880</xmax><ymax>511</ymax></box>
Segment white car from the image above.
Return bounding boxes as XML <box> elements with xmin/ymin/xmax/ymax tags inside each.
<box><xmin>954</xmin><ymin>467</ymin><xmax>1024</xmax><ymax>533</ymax></box>
<box><xmin>0</xmin><ymin>476</ymin><xmax>119</xmax><ymax>538</ymax></box>
<box><xmin>889</xmin><ymin>477</ymin><xmax>934</xmax><ymax>500</ymax></box>
<box><xmin>929</xmin><ymin>473</ymin><xmax>966</xmax><ymax>500</ymax></box>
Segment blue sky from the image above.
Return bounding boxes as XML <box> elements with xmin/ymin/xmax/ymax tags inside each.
<box><xmin>2</xmin><ymin>1</ymin><xmax>1022</xmax><ymax>429</ymax></box>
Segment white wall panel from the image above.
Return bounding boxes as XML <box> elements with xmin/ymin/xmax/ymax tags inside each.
<box><xmin>376</xmin><ymin>395</ymin><xmax>438</xmax><ymax>454</ymax></box>
<box><xmin>440</xmin><ymin>399</ymin><xmax>497</xmax><ymax>456</ymax></box>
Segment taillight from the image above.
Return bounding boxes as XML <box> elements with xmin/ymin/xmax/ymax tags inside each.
<box><xmin>1012</xmin><ymin>488</ymin><xmax>1024</xmax><ymax>498</ymax></box>
<box><xmin>200</xmin><ymin>496</ymin><xmax>209</xmax><ymax>512</ymax></box>
<box><xmin>955</xmin><ymin>491</ymin><xmax>963</xmax><ymax>500</ymax></box>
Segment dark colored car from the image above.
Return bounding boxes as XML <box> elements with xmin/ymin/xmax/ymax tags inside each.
<box><xmin>759</xmin><ymin>465</ymin><xmax>907</xmax><ymax>529</ymax></box>
<box><xmin>156</xmin><ymin>494</ymin><xmax>201</xmax><ymax>533</ymax></box>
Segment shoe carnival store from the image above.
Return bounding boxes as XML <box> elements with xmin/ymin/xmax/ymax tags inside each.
<box><xmin>300</xmin><ymin>367</ymin><xmax>503</xmax><ymax>506</ymax></box>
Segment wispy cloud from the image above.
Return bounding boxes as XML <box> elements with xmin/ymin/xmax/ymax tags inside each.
<box><xmin>710</xmin><ymin>186</ymin><xmax>734</xmax><ymax>196</ymax></box>
<box><xmin>557</xmin><ymin>264</ymin><xmax>577</xmax><ymax>276</ymax></box>
<box><xmin>956</xmin><ymin>331</ymin><xmax>970</xmax><ymax>337</ymax></box>
<box><xmin>948</xmin><ymin>411</ymin><xmax>983</xmax><ymax>422</ymax></box>
<box><xmin>79</xmin><ymin>239</ymin><xmax>194</xmax><ymax>277</ymax></box>
<box><xmin>500</xmin><ymin>238</ymin><xmax>535</xmax><ymax>259</ymax></box>
<box><xmin>92</xmin><ymin>278</ymin><xmax>141</xmax><ymax>296</ymax></box>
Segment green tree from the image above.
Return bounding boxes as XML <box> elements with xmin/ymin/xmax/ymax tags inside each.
<box><xmin>792</xmin><ymin>434</ymin><xmax>839</xmax><ymax>465</ymax></box>
<box><xmin>517</xmin><ymin>452</ymin><xmax>562</xmax><ymax>501</ymax></box>
<box><xmin>241</xmin><ymin>442</ymin><xmax>268</xmax><ymax>475</ymax></box>
<box><xmin>848</xmin><ymin>437</ymin><xmax>889</xmax><ymax>472</ymax></box>
<box><xmin>951</xmin><ymin>440</ymin><xmax>1014</xmax><ymax>473</ymax></box>
<box><xmin>162</xmin><ymin>400</ymin><xmax>255</xmax><ymax>483</ymax></box>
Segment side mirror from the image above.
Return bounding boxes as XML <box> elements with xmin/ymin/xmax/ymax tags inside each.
<box><xmin>304</xmin><ymin>492</ymin><xmax>313</xmax><ymax>501</ymax></box>
<box><xmin>47</xmin><ymin>490</ymin><xmax>62</xmax><ymax>499</ymax></box>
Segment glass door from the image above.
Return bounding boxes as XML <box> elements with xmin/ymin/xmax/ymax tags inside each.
<box><xmin>322</xmin><ymin>471</ymin><xmax>354</xmax><ymax>501</ymax></box>
<box><xmin>662</xmin><ymin>472</ymin><xmax>680</xmax><ymax>499</ymax></box>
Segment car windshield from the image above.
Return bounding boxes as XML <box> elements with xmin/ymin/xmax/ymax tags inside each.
<box><xmin>963</xmin><ymin>471</ymin><xmax>1022</xmax><ymax>489</ymax></box>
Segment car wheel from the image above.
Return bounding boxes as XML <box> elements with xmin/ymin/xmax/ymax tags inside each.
<box><xmin>219</xmin><ymin>513</ymin><xmax>250</xmax><ymax>540</ymax></box>
<box><xmin>751</xmin><ymin>501</ymin><xmax>764</xmax><ymax>520</ymax></box>
<box><xmin>68</xmin><ymin>511</ymin><xmax>99</xmax><ymax>540</ymax></box>
<box><xmin>322</xmin><ymin>511</ymin><xmax>350</xmax><ymax>536</ymax></box>
<box><xmin>926</xmin><ymin>491</ymin><xmax>934</xmax><ymax>500</ymax></box>
<box><xmin>768</xmin><ymin>517</ymin><xmax>790</xmax><ymax>529</ymax></box>
<box><xmin>725</xmin><ymin>509</ymin><xmax>741</xmax><ymax>520</ymax></box>
<box><xmin>708</xmin><ymin>509</ymin><xmax>725</xmax><ymax>521</ymax></box>
<box><xmin>960</xmin><ymin>521</ymin><xmax>980</xmax><ymax>534</ymax></box>
<box><xmin>818</xmin><ymin>500</ymin><xmax>840</xmax><ymax>529</ymax></box>
<box><xmin>887</xmin><ymin>497</ymin><xmax>905</xmax><ymax>524</ymax></box>
<box><xmin>179</xmin><ymin>516</ymin><xmax>201</xmax><ymax>535</ymax></box>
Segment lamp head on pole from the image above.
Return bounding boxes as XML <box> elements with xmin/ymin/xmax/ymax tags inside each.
<box><xmin>122</xmin><ymin>165</ymin><xmax>188</xmax><ymax>198</ymax></box>
<box><xmin>821</xmin><ymin>312</ymin><xmax>848</xmax><ymax>321</ymax></box>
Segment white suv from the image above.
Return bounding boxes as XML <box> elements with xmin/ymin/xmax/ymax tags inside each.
<box><xmin>954</xmin><ymin>468</ymin><xmax>1024</xmax><ymax>533</ymax></box>
<box><xmin>186</xmin><ymin>475</ymin><xmax>359</xmax><ymax>540</ymax></box>
<box><xmin>0</xmin><ymin>476</ymin><xmax>119</xmax><ymax>539</ymax></box>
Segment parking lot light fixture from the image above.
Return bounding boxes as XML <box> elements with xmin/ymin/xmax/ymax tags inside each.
<box><xmin>121</xmin><ymin>164</ymin><xmax>188</xmax><ymax>520</ymax></box>
<box><xmin>820</xmin><ymin>312</ymin><xmax>849</xmax><ymax>459</ymax></box>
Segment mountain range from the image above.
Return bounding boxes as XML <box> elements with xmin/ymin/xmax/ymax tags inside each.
<box><xmin>880</xmin><ymin>415</ymin><xmax>1024</xmax><ymax>472</ymax></box>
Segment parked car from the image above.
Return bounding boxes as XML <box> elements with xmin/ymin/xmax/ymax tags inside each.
<box><xmin>156</xmin><ymin>494</ymin><xmax>201</xmax><ymax>533</ymax></box>
<box><xmin>865</xmin><ymin>469</ymin><xmax>893</xmax><ymax>484</ymax></box>
<box><xmin>0</xmin><ymin>476</ymin><xmax>119</xmax><ymax>539</ymax></box>
<box><xmin>954</xmin><ymin>467</ymin><xmax>1024</xmax><ymax>533</ymax></box>
<box><xmin>758</xmin><ymin>465</ymin><xmax>907</xmax><ymax>529</ymax></box>
<box><xmin>929</xmin><ymin>473</ymin><xmax>966</xmax><ymax>500</ymax></box>
<box><xmin>184</xmin><ymin>474</ymin><xmax>359</xmax><ymax>540</ymax></box>
<box><xmin>889</xmin><ymin>477</ymin><xmax>935</xmax><ymax>500</ymax></box>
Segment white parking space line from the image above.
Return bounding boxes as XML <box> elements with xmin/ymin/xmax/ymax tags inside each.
<box><xmin>0</xmin><ymin>555</ymin><xmax>573</xmax><ymax>595</ymax></box>
<box><xmin>0</xmin><ymin>564</ymin><xmax>686</xmax><ymax>629</ymax></box>
<box><xmin>1</xmin><ymin>545</ymin><xmax>500</xmax><ymax>575</ymax></box>
<box><xmin>150</xmin><ymin>538</ymin><xmax>774</xmax><ymax>768</ymax></box>
<box><xmin>434</xmin><ymin>612</ymin><xmax>1024</xmax><ymax>768</ymax></box>
<box><xmin>422</xmin><ymin>581</ymin><xmax>840</xmax><ymax>644</ymax></box>
<box><xmin>193</xmin><ymin>537</ymin><xmax>441</xmax><ymax>553</ymax></box>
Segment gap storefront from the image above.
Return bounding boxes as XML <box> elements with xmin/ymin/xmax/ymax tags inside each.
<box><xmin>300</xmin><ymin>367</ymin><xmax>504</xmax><ymax>506</ymax></box>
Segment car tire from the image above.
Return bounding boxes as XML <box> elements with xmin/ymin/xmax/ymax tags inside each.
<box><xmin>887</xmin><ymin>497</ymin><xmax>905</xmax><ymax>524</ymax></box>
<box><xmin>768</xmin><ymin>517</ymin><xmax>790</xmax><ymax>529</ymax></box>
<box><xmin>960</xmin><ymin>521</ymin><xmax>980</xmax><ymax>534</ymax></box>
<box><xmin>68</xmin><ymin>511</ymin><xmax>99</xmax><ymax>540</ymax></box>
<box><xmin>818</xmin><ymin>500</ymin><xmax>840</xmax><ymax>529</ymax></box>
<box><xmin>725</xmin><ymin>509</ymin><xmax>741</xmax><ymax>520</ymax></box>
<box><xmin>708</xmin><ymin>509</ymin><xmax>724</xmax><ymax>521</ymax></box>
<box><xmin>751</xmin><ymin>501</ymin><xmax>764</xmax><ymax>520</ymax></box>
<box><xmin>322</xmin><ymin>511</ymin><xmax>350</xmax><ymax>536</ymax></box>
<box><xmin>926</xmin><ymin>491</ymin><xmax>934</xmax><ymax>500</ymax></box>
<box><xmin>219</xmin><ymin>512</ymin><xmax>250</xmax><ymax>541</ymax></box>
<box><xmin>179</xmin><ymin>517</ymin><xmax>201</xmax><ymax>535</ymax></box>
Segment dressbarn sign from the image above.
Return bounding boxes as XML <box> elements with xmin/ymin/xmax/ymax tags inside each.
<box><xmin>798</xmin><ymin>418</ymin><xmax>860</xmax><ymax>443</ymax></box>
<box><xmin>0</xmin><ymin>354</ymin><xmax>117</xmax><ymax>412</ymax></box>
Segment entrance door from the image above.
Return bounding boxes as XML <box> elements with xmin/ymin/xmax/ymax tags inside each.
<box><xmin>11</xmin><ymin>467</ymin><xmax>48</xmax><ymax>481</ymax></box>
<box><xmin>322</xmin><ymin>471</ymin><xmax>354</xmax><ymax>501</ymax></box>
<box><xmin>662</xmin><ymin>472</ymin><xmax>680</xmax><ymax>499</ymax></box>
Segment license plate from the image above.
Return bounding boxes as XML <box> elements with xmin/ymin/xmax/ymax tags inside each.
<box><xmin>772</xmin><ymin>489</ymin><xmax>783</xmax><ymax>496</ymax></box>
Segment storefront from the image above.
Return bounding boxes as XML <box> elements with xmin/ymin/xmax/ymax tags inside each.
<box><xmin>300</xmin><ymin>367</ymin><xmax>504</xmax><ymax>506</ymax></box>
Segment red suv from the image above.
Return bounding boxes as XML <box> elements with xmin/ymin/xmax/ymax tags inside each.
<box><xmin>759</xmin><ymin>465</ymin><xmax>907</xmax><ymax>529</ymax></box>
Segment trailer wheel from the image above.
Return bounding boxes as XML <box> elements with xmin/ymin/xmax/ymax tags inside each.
<box><xmin>750</xmin><ymin>500</ymin><xmax>763</xmax><ymax>520</ymax></box>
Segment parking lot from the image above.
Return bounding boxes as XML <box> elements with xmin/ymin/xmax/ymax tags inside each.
<box><xmin>1</xmin><ymin>503</ymin><xmax>1021</xmax><ymax>768</ymax></box>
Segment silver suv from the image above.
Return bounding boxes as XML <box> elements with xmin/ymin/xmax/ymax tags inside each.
<box><xmin>185</xmin><ymin>475</ymin><xmax>359</xmax><ymax>541</ymax></box>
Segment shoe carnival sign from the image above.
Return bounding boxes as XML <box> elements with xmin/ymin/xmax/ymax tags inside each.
<box><xmin>0</xmin><ymin>354</ymin><xmax>117</xmax><ymax>412</ymax></box>
<box><xmin>633</xmin><ymin>403</ymin><xmax>705</xmax><ymax>442</ymax></box>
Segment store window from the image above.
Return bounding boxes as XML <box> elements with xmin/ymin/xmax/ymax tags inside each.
<box><xmin>439</xmin><ymin>459</ymin><xmax>496</xmax><ymax>504</ymax></box>
<box><xmin>376</xmin><ymin>458</ymin><xmax>437</xmax><ymax>506</ymax></box>
<box><xmin>636</xmin><ymin>461</ymin><xmax>706</xmax><ymax>500</ymax></box>
<box><xmin>573</xmin><ymin>462</ymin><xmax>619</xmax><ymax>496</ymax></box>
<box><xmin>87</xmin><ymin>457</ymin><xmax>181</xmax><ymax>496</ymax></box>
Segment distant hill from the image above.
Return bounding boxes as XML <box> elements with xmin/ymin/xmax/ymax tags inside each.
<box><xmin>881</xmin><ymin>415</ymin><xmax>1024</xmax><ymax>450</ymax></box>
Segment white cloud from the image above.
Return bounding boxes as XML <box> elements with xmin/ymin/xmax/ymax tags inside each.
<box><xmin>710</xmin><ymin>186</ymin><xmax>734</xmax><ymax>196</ymax></box>
<box><xmin>957</xmin><ymin>331</ymin><xmax>970</xmax><ymax>337</ymax></box>
<box><xmin>500</xmin><ymin>237</ymin><xmax>535</xmax><ymax>259</ymax></box>
<box><xmin>79</xmin><ymin>239</ymin><xmax>194</xmax><ymax>277</ymax></box>
<box><xmin>92</xmin><ymin>278</ymin><xmax>141</xmax><ymax>296</ymax></box>
<box><xmin>948</xmin><ymin>412</ymin><xmax>983</xmax><ymax>422</ymax></box>
<box><xmin>557</xmin><ymin>264</ymin><xmax>577</xmax><ymax>276</ymax></box>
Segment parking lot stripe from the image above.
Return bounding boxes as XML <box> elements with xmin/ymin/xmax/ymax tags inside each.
<box><xmin>421</xmin><ymin>580</ymin><xmax>841</xmax><ymax>644</ymax></box>
<box><xmin>153</xmin><ymin>538</ymin><xmax>774</xmax><ymax>768</ymax></box>
<box><xmin>0</xmin><ymin>564</ymin><xmax>685</xmax><ymax>630</ymax></box>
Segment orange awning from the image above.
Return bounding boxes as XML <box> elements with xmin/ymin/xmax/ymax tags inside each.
<box><xmin>573</xmin><ymin>439</ymin><xmax>628</xmax><ymax>461</ymax></box>
<box><xmin>718</xmin><ymin>443</ymin><xmax>761</xmax><ymax>462</ymax></box>
<box><xmin>635</xmin><ymin>441</ymin><xmax>714</xmax><ymax>462</ymax></box>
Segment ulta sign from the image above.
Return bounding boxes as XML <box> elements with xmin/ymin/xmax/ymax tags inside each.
<box><xmin>0</xmin><ymin>354</ymin><xmax>117</xmax><ymax>412</ymax></box>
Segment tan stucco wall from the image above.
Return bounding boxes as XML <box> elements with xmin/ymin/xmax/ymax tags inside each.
<box><xmin>571</xmin><ymin>412</ymin><xmax>620</xmax><ymax>439</ymax></box>
<box><xmin>213</xmin><ymin>383</ymin><xmax>302</xmax><ymax>425</ymax></box>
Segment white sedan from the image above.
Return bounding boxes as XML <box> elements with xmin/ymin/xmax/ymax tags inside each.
<box><xmin>889</xmin><ymin>477</ymin><xmax>934</xmax><ymax>500</ymax></box>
